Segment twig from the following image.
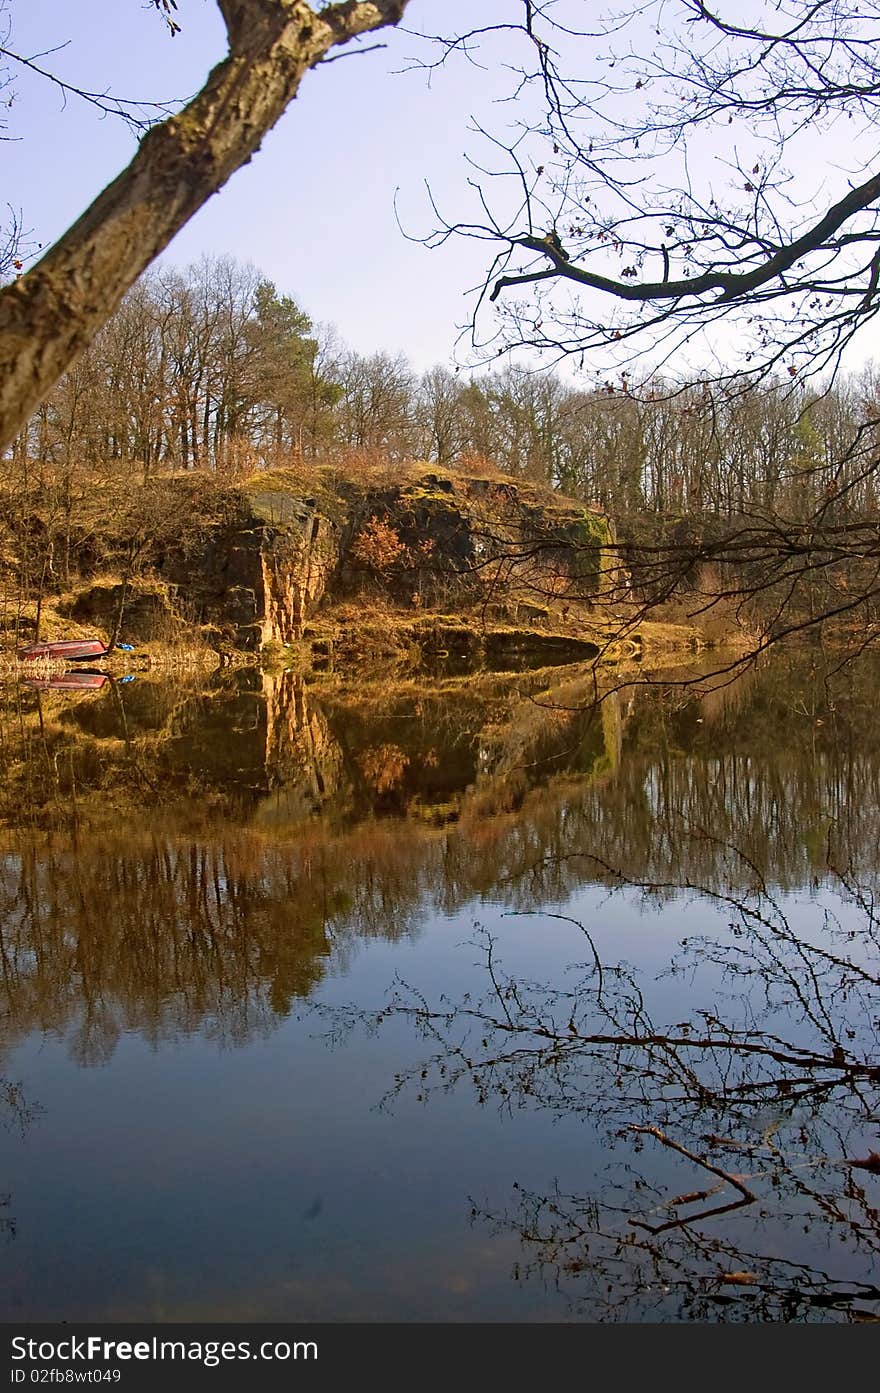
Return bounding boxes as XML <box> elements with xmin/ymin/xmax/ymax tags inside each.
<box><xmin>628</xmin><ymin>1125</ymin><xmax>757</xmax><ymax>1235</ymax></box>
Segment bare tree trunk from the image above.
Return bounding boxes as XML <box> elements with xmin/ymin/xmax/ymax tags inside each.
<box><xmin>0</xmin><ymin>1</ymin><xmax>410</xmax><ymax>452</ymax></box>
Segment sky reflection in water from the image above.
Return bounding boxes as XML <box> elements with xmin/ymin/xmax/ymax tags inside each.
<box><xmin>0</xmin><ymin>652</ymin><xmax>878</xmax><ymax>1321</ymax></box>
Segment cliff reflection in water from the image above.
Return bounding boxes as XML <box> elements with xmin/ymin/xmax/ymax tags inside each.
<box><xmin>0</xmin><ymin>651</ymin><xmax>878</xmax><ymax>1062</ymax></box>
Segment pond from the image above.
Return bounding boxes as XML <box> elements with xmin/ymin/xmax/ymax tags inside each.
<box><xmin>0</xmin><ymin>650</ymin><xmax>877</xmax><ymax>1322</ymax></box>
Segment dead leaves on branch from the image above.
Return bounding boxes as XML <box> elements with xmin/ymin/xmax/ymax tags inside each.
<box><xmin>150</xmin><ymin>1</ymin><xmax>181</xmax><ymax>37</ymax></box>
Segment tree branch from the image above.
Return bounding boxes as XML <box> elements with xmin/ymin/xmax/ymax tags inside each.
<box><xmin>491</xmin><ymin>169</ymin><xmax>880</xmax><ymax>308</ymax></box>
<box><xmin>0</xmin><ymin>0</ymin><xmax>411</xmax><ymax>452</ymax></box>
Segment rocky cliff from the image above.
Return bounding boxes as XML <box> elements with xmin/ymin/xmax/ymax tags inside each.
<box><xmin>51</xmin><ymin>464</ymin><xmax>614</xmax><ymax>659</ymax></box>
<box><xmin>170</xmin><ymin>465</ymin><xmax>612</xmax><ymax>653</ymax></box>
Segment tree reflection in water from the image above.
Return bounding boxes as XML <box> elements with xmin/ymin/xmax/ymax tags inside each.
<box><xmin>1</xmin><ymin>651</ymin><xmax>879</xmax><ymax>1317</ymax></box>
<box><xmin>358</xmin><ymin>851</ymin><xmax>880</xmax><ymax>1321</ymax></box>
<box><xmin>0</xmin><ymin>1079</ymin><xmax>38</xmax><ymax>1242</ymax></box>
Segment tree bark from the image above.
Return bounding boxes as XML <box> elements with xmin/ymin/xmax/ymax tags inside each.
<box><xmin>0</xmin><ymin>1</ymin><xmax>410</xmax><ymax>452</ymax></box>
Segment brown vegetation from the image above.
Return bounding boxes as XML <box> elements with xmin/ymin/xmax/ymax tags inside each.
<box><xmin>14</xmin><ymin>253</ymin><xmax>873</xmax><ymax>672</ymax></box>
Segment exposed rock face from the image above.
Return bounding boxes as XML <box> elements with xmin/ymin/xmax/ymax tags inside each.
<box><xmin>336</xmin><ymin>472</ymin><xmax>611</xmax><ymax>608</ymax></box>
<box><xmin>161</xmin><ymin>491</ymin><xmax>340</xmax><ymax>650</ymax></box>
<box><xmin>146</xmin><ymin>469</ymin><xmax>611</xmax><ymax>653</ymax></box>
<box><xmin>59</xmin><ymin>580</ymin><xmax>185</xmax><ymax>642</ymax></box>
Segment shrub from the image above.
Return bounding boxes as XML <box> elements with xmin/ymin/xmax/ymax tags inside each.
<box><xmin>350</xmin><ymin>515</ymin><xmax>406</xmax><ymax>572</ymax></box>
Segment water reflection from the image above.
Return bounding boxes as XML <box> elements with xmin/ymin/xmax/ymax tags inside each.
<box><xmin>0</xmin><ymin>655</ymin><xmax>878</xmax><ymax>1058</ymax></box>
<box><xmin>0</xmin><ymin>651</ymin><xmax>878</xmax><ymax>1319</ymax></box>
<box><xmin>373</xmin><ymin>896</ymin><xmax>880</xmax><ymax>1320</ymax></box>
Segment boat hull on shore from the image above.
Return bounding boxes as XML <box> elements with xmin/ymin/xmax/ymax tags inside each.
<box><xmin>18</xmin><ymin>639</ymin><xmax>110</xmax><ymax>663</ymax></box>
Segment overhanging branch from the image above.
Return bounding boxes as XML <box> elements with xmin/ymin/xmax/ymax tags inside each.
<box><xmin>0</xmin><ymin>0</ymin><xmax>413</xmax><ymax>452</ymax></box>
<box><xmin>491</xmin><ymin>169</ymin><xmax>880</xmax><ymax>308</ymax></box>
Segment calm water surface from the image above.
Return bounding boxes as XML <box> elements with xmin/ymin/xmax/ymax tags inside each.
<box><xmin>0</xmin><ymin>651</ymin><xmax>878</xmax><ymax>1321</ymax></box>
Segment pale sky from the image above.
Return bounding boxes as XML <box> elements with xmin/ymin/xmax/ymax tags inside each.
<box><xmin>4</xmin><ymin>0</ymin><xmax>527</xmax><ymax>371</ymax></box>
<box><xmin>4</xmin><ymin>1</ymin><xmax>878</xmax><ymax>380</ymax></box>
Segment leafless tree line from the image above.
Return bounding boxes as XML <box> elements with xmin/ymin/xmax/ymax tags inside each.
<box><xmin>5</xmin><ymin>250</ymin><xmax>880</xmax><ymax>663</ymax></box>
<box><xmin>6</xmin><ymin>252</ymin><xmax>880</xmax><ymax>516</ymax></box>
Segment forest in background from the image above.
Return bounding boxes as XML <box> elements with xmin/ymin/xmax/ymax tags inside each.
<box><xmin>4</xmin><ymin>252</ymin><xmax>880</xmax><ymax>518</ymax></box>
<box><xmin>2</xmin><ymin>253</ymin><xmax>880</xmax><ymax>651</ymax></box>
<box><xmin>4</xmin><ymin>1</ymin><xmax>880</xmax><ymax>659</ymax></box>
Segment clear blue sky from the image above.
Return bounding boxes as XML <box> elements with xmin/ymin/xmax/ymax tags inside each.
<box><xmin>4</xmin><ymin>0</ymin><xmax>523</xmax><ymax>370</ymax></box>
<box><xmin>4</xmin><ymin>2</ymin><xmax>877</xmax><ymax>379</ymax></box>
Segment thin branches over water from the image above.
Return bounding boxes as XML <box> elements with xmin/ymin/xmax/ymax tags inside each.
<box><xmin>333</xmin><ymin>841</ymin><xmax>880</xmax><ymax>1319</ymax></box>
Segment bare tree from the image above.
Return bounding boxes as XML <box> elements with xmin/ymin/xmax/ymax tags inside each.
<box><xmin>380</xmin><ymin>2</ymin><xmax>880</xmax><ymax>672</ymax></box>
<box><xmin>336</xmin><ymin>349</ymin><xmax>416</xmax><ymax>458</ymax></box>
<box><xmin>414</xmin><ymin>1</ymin><xmax>880</xmax><ymax>385</ymax></box>
<box><xmin>0</xmin><ymin>0</ymin><xmax>412</xmax><ymax>453</ymax></box>
<box><xmin>415</xmin><ymin>365</ymin><xmax>469</xmax><ymax>467</ymax></box>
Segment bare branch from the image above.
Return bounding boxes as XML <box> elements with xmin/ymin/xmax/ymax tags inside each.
<box><xmin>0</xmin><ymin>0</ymin><xmax>413</xmax><ymax>451</ymax></box>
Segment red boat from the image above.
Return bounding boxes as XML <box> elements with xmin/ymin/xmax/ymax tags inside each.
<box><xmin>20</xmin><ymin>670</ymin><xmax>110</xmax><ymax>691</ymax></box>
<box><xmin>18</xmin><ymin>638</ymin><xmax>110</xmax><ymax>663</ymax></box>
